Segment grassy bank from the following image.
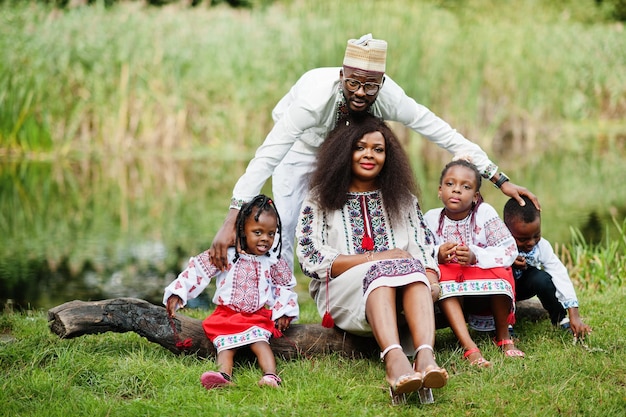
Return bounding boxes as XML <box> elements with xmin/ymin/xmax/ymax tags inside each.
<box><xmin>1</xmin><ymin>283</ymin><xmax>625</xmax><ymax>416</ymax></box>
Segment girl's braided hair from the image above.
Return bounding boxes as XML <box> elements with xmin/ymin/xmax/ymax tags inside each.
<box><xmin>234</xmin><ymin>194</ymin><xmax>282</xmax><ymax>263</ymax></box>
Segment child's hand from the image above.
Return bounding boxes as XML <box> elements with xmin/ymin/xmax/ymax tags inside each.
<box><xmin>275</xmin><ymin>316</ymin><xmax>293</xmax><ymax>332</ymax></box>
<box><xmin>439</xmin><ymin>242</ymin><xmax>458</xmax><ymax>263</ymax></box>
<box><xmin>513</xmin><ymin>255</ymin><xmax>527</xmax><ymax>270</ymax></box>
<box><xmin>568</xmin><ymin>308</ymin><xmax>592</xmax><ymax>339</ymax></box>
<box><xmin>455</xmin><ymin>244</ymin><xmax>476</xmax><ymax>265</ymax></box>
<box><xmin>570</xmin><ymin>317</ymin><xmax>592</xmax><ymax>340</ymax></box>
<box><xmin>166</xmin><ymin>295</ymin><xmax>183</xmax><ymax>317</ymax></box>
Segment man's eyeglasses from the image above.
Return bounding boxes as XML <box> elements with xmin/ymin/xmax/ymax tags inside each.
<box><xmin>343</xmin><ymin>77</ymin><xmax>383</xmax><ymax>96</ymax></box>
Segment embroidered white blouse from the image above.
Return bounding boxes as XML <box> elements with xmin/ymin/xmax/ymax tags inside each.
<box><xmin>163</xmin><ymin>248</ymin><xmax>299</xmax><ymax>321</ymax></box>
<box><xmin>297</xmin><ymin>190</ymin><xmax>439</xmax><ymax>281</ymax></box>
<box><xmin>423</xmin><ymin>202</ymin><xmax>518</xmax><ymax>268</ymax></box>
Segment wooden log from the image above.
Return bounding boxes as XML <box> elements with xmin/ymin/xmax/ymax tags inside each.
<box><xmin>47</xmin><ymin>298</ymin><xmax>547</xmax><ymax>359</ymax></box>
<box><xmin>47</xmin><ymin>298</ymin><xmax>379</xmax><ymax>359</ymax></box>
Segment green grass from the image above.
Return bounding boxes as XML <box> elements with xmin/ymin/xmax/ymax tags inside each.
<box><xmin>1</xmin><ymin>284</ymin><xmax>625</xmax><ymax>417</ymax></box>
<box><xmin>1</xmin><ymin>212</ymin><xmax>625</xmax><ymax>416</ymax></box>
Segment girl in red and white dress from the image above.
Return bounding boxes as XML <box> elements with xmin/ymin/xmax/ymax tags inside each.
<box><xmin>164</xmin><ymin>195</ymin><xmax>299</xmax><ymax>389</ymax></box>
<box><xmin>424</xmin><ymin>159</ymin><xmax>523</xmax><ymax>368</ymax></box>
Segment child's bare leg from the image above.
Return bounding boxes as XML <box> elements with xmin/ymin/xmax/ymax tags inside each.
<box><xmin>216</xmin><ymin>348</ymin><xmax>236</xmax><ymax>377</ymax></box>
<box><xmin>200</xmin><ymin>349</ymin><xmax>236</xmax><ymax>389</ymax></box>
<box><xmin>491</xmin><ymin>295</ymin><xmax>523</xmax><ymax>356</ymax></box>
<box><xmin>251</xmin><ymin>341</ymin><xmax>281</xmax><ymax>387</ymax></box>
<box><xmin>439</xmin><ymin>297</ymin><xmax>480</xmax><ymax>356</ymax></box>
<box><xmin>491</xmin><ymin>295</ymin><xmax>513</xmax><ymax>343</ymax></box>
<box><xmin>250</xmin><ymin>341</ymin><xmax>277</xmax><ymax>375</ymax></box>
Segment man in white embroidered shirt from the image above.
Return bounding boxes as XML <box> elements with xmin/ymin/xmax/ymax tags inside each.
<box><xmin>209</xmin><ymin>33</ymin><xmax>539</xmax><ymax>272</ymax></box>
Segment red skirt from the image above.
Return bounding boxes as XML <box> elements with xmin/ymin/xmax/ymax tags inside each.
<box><xmin>438</xmin><ymin>263</ymin><xmax>516</xmax><ymax>327</ymax></box>
<box><xmin>438</xmin><ymin>263</ymin><xmax>515</xmax><ymax>300</ymax></box>
<box><xmin>203</xmin><ymin>305</ymin><xmax>281</xmax><ymax>352</ymax></box>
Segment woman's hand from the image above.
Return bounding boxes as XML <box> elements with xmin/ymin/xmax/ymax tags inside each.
<box><xmin>375</xmin><ymin>248</ymin><xmax>412</xmax><ymax>260</ymax></box>
<box><xmin>426</xmin><ymin>269</ymin><xmax>441</xmax><ymax>302</ymax></box>
<box><xmin>332</xmin><ymin>248</ymin><xmax>412</xmax><ymax>277</ymax></box>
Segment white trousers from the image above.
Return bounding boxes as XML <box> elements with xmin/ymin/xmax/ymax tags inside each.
<box><xmin>271</xmin><ymin>148</ymin><xmax>316</xmax><ymax>272</ymax></box>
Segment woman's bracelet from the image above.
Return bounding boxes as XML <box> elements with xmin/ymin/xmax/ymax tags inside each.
<box><xmin>366</xmin><ymin>251</ymin><xmax>375</xmax><ymax>262</ymax></box>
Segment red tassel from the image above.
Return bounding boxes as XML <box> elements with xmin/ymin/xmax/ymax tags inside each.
<box><xmin>361</xmin><ymin>235</ymin><xmax>374</xmax><ymax>251</ymax></box>
<box><xmin>322</xmin><ymin>311</ymin><xmax>335</xmax><ymax>328</ymax></box>
<box><xmin>507</xmin><ymin>311</ymin><xmax>516</xmax><ymax>326</ymax></box>
<box><xmin>175</xmin><ymin>338</ymin><xmax>193</xmax><ymax>350</ymax></box>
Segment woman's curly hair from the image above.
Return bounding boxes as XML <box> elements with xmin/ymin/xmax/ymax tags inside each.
<box><xmin>308</xmin><ymin>113</ymin><xmax>419</xmax><ymax>221</ymax></box>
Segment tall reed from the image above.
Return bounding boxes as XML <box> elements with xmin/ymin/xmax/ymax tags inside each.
<box><xmin>1</xmin><ymin>0</ymin><xmax>624</xmax><ymax>158</ymax></box>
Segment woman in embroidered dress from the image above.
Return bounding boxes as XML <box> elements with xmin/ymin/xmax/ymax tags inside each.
<box><xmin>423</xmin><ymin>159</ymin><xmax>523</xmax><ymax>368</ymax></box>
<box><xmin>296</xmin><ymin>113</ymin><xmax>448</xmax><ymax>398</ymax></box>
<box><xmin>164</xmin><ymin>195</ymin><xmax>299</xmax><ymax>389</ymax></box>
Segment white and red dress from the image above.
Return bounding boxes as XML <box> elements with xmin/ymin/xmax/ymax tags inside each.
<box><xmin>163</xmin><ymin>248</ymin><xmax>299</xmax><ymax>352</ymax></box>
<box><xmin>424</xmin><ymin>202</ymin><xmax>518</xmax><ymax>330</ymax></box>
<box><xmin>296</xmin><ymin>190</ymin><xmax>439</xmax><ymax>336</ymax></box>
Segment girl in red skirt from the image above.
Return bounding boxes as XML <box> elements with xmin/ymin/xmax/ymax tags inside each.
<box><xmin>164</xmin><ymin>195</ymin><xmax>299</xmax><ymax>389</ymax></box>
<box><xmin>424</xmin><ymin>159</ymin><xmax>523</xmax><ymax>368</ymax></box>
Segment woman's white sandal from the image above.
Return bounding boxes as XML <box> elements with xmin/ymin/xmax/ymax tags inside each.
<box><xmin>412</xmin><ymin>344</ymin><xmax>449</xmax><ymax>404</ymax></box>
<box><xmin>380</xmin><ymin>344</ymin><xmax>423</xmax><ymax>405</ymax></box>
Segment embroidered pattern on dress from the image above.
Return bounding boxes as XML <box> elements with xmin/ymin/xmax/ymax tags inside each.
<box><xmin>214</xmin><ymin>326</ymin><xmax>272</xmax><ymax>351</ymax></box>
<box><xmin>440</xmin><ymin>279</ymin><xmax>513</xmax><ymax>297</ymax></box>
<box><xmin>196</xmin><ymin>250</ymin><xmax>219</xmax><ymax>279</ymax></box>
<box><xmin>442</xmin><ymin>218</ymin><xmax>472</xmax><ymax>244</ymax></box>
<box><xmin>362</xmin><ymin>258</ymin><xmax>426</xmax><ymax>294</ymax></box>
<box><xmin>346</xmin><ymin>193</ymin><xmax>389</xmax><ymax>253</ymax></box>
<box><xmin>270</xmin><ymin>258</ymin><xmax>292</xmax><ymax>286</ymax></box>
<box><xmin>484</xmin><ymin>217</ymin><xmax>512</xmax><ymax>248</ymax></box>
<box><xmin>416</xmin><ymin>201</ymin><xmax>434</xmax><ymax>246</ymax></box>
<box><xmin>229</xmin><ymin>260</ymin><xmax>260</xmax><ymax>313</ymax></box>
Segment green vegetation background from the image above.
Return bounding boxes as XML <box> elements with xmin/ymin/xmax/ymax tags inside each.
<box><xmin>1</xmin><ymin>1</ymin><xmax>625</xmax><ymax>415</ymax></box>
<box><xmin>1</xmin><ymin>0</ymin><xmax>625</xmax><ymax>299</ymax></box>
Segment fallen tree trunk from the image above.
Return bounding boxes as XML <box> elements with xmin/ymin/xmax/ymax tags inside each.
<box><xmin>47</xmin><ymin>298</ymin><xmax>547</xmax><ymax>359</ymax></box>
<box><xmin>47</xmin><ymin>298</ymin><xmax>379</xmax><ymax>359</ymax></box>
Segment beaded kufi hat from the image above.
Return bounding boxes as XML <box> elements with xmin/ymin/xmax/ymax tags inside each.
<box><xmin>343</xmin><ymin>33</ymin><xmax>387</xmax><ymax>73</ymax></box>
